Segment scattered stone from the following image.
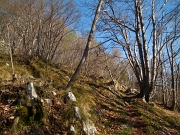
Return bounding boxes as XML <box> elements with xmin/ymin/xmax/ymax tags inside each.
<box><xmin>52</xmin><ymin>91</ymin><xmax>57</xmax><ymax>96</ymax></box>
<box><xmin>64</xmin><ymin>92</ymin><xmax>76</xmax><ymax>103</ymax></box>
<box><xmin>66</xmin><ymin>76</ymin><xmax>70</xmax><ymax>81</ymax></box>
<box><xmin>70</xmin><ymin>125</ymin><xmax>76</xmax><ymax>134</ymax></box>
<box><xmin>9</xmin><ymin>116</ymin><xmax>15</xmax><ymax>119</ymax></box>
<box><xmin>124</xmin><ymin>101</ymin><xmax>129</xmax><ymax>106</ymax></box>
<box><xmin>40</xmin><ymin>99</ymin><xmax>44</xmax><ymax>103</ymax></box>
<box><xmin>27</xmin><ymin>82</ymin><xmax>38</xmax><ymax>100</ymax></box>
<box><xmin>83</xmin><ymin>120</ymin><xmax>97</xmax><ymax>135</ymax></box>
<box><xmin>125</xmin><ymin>88</ymin><xmax>139</xmax><ymax>94</ymax></box>
<box><xmin>74</xmin><ymin>107</ymin><xmax>81</xmax><ymax>120</ymax></box>
<box><xmin>44</xmin><ymin>99</ymin><xmax>53</xmax><ymax>105</ymax></box>
<box><xmin>4</xmin><ymin>106</ymin><xmax>9</xmax><ymax>111</ymax></box>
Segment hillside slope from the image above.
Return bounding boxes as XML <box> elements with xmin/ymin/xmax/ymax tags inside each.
<box><xmin>0</xmin><ymin>54</ymin><xmax>180</xmax><ymax>135</ymax></box>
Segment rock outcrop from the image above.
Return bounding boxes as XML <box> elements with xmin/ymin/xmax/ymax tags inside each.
<box><xmin>83</xmin><ymin>120</ymin><xmax>97</xmax><ymax>135</ymax></box>
<box><xmin>64</xmin><ymin>92</ymin><xmax>77</xmax><ymax>103</ymax></box>
<box><xmin>27</xmin><ymin>82</ymin><xmax>38</xmax><ymax>99</ymax></box>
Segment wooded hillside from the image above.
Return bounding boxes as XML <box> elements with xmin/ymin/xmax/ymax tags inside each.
<box><xmin>0</xmin><ymin>0</ymin><xmax>180</xmax><ymax>134</ymax></box>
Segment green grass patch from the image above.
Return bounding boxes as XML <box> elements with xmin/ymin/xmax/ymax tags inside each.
<box><xmin>121</xmin><ymin>128</ymin><xmax>131</xmax><ymax>135</ymax></box>
<box><xmin>146</xmin><ymin>125</ymin><xmax>154</xmax><ymax>133</ymax></box>
<box><xmin>141</xmin><ymin>116</ymin><xmax>149</xmax><ymax>122</ymax></box>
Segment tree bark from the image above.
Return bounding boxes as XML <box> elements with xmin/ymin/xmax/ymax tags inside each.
<box><xmin>134</xmin><ymin>1</ymin><xmax>151</xmax><ymax>102</ymax></box>
<box><xmin>66</xmin><ymin>0</ymin><xmax>104</xmax><ymax>90</ymax></box>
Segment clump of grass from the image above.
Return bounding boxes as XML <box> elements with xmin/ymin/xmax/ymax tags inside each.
<box><xmin>154</xmin><ymin>120</ymin><xmax>161</xmax><ymax>128</ymax></box>
<box><xmin>146</xmin><ymin>125</ymin><xmax>154</xmax><ymax>133</ymax></box>
<box><xmin>141</xmin><ymin>116</ymin><xmax>149</xmax><ymax>122</ymax></box>
<box><xmin>62</xmin><ymin>106</ymin><xmax>75</xmax><ymax>122</ymax></box>
<box><xmin>121</xmin><ymin>128</ymin><xmax>130</xmax><ymax>135</ymax></box>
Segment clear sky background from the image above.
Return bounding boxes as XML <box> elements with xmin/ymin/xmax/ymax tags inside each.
<box><xmin>74</xmin><ymin>0</ymin><xmax>111</xmax><ymax>52</ymax></box>
<box><xmin>74</xmin><ymin>0</ymin><xmax>97</xmax><ymax>35</ymax></box>
<box><xmin>73</xmin><ymin>0</ymin><xmax>180</xmax><ymax>58</ymax></box>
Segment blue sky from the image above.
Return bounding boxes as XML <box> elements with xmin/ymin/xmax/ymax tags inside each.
<box><xmin>73</xmin><ymin>0</ymin><xmax>180</xmax><ymax>58</ymax></box>
<box><xmin>74</xmin><ymin>0</ymin><xmax>97</xmax><ymax>34</ymax></box>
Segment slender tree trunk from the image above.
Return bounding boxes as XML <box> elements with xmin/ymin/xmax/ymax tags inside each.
<box><xmin>171</xmin><ymin>60</ymin><xmax>177</xmax><ymax>110</ymax></box>
<box><xmin>161</xmin><ymin>63</ymin><xmax>166</xmax><ymax>106</ymax></box>
<box><xmin>7</xmin><ymin>24</ymin><xmax>15</xmax><ymax>78</ymax></box>
<box><xmin>66</xmin><ymin>0</ymin><xmax>104</xmax><ymax>90</ymax></box>
<box><xmin>151</xmin><ymin>0</ymin><xmax>157</xmax><ymax>89</ymax></box>
<box><xmin>106</xmin><ymin>63</ymin><xmax>116</xmax><ymax>89</ymax></box>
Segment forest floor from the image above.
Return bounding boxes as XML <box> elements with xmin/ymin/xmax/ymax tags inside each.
<box><xmin>0</xmin><ymin>53</ymin><xmax>180</xmax><ymax>135</ymax></box>
<box><xmin>95</xmin><ymin>87</ymin><xmax>180</xmax><ymax>135</ymax></box>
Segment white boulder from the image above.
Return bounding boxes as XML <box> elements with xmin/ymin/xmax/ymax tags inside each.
<box><xmin>70</xmin><ymin>125</ymin><xmax>76</xmax><ymax>133</ymax></box>
<box><xmin>52</xmin><ymin>91</ymin><xmax>57</xmax><ymax>96</ymax></box>
<box><xmin>44</xmin><ymin>99</ymin><xmax>53</xmax><ymax>105</ymax></box>
<box><xmin>83</xmin><ymin>120</ymin><xmax>97</xmax><ymax>135</ymax></box>
<box><xmin>74</xmin><ymin>107</ymin><xmax>81</xmax><ymax>120</ymax></box>
<box><xmin>64</xmin><ymin>92</ymin><xmax>76</xmax><ymax>103</ymax></box>
<box><xmin>27</xmin><ymin>82</ymin><xmax>38</xmax><ymax>100</ymax></box>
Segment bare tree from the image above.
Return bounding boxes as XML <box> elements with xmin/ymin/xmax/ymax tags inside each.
<box><xmin>98</xmin><ymin>0</ymin><xmax>180</xmax><ymax>102</ymax></box>
<box><xmin>0</xmin><ymin>0</ymin><xmax>79</xmax><ymax>62</ymax></box>
<box><xmin>66</xmin><ymin>0</ymin><xmax>104</xmax><ymax>90</ymax></box>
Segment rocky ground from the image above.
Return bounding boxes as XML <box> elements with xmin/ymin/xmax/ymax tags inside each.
<box><xmin>0</xmin><ymin>54</ymin><xmax>180</xmax><ymax>135</ymax></box>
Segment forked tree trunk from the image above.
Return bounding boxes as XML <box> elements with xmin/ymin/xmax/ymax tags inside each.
<box><xmin>133</xmin><ymin>1</ymin><xmax>152</xmax><ymax>102</ymax></box>
<box><xmin>66</xmin><ymin>0</ymin><xmax>104</xmax><ymax>90</ymax></box>
<box><xmin>134</xmin><ymin>81</ymin><xmax>153</xmax><ymax>102</ymax></box>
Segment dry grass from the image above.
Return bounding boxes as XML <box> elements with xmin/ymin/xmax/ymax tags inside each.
<box><xmin>0</xmin><ymin>53</ymin><xmax>180</xmax><ymax>135</ymax></box>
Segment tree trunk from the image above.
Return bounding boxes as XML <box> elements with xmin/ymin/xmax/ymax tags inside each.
<box><xmin>133</xmin><ymin>1</ymin><xmax>152</xmax><ymax>102</ymax></box>
<box><xmin>7</xmin><ymin>24</ymin><xmax>15</xmax><ymax>79</ymax></box>
<box><xmin>66</xmin><ymin>0</ymin><xmax>104</xmax><ymax>90</ymax></box>
<box><xmin>134</xmin><ymin>81</ymin><xmax>153</xmax><ymax>103</ymax></box>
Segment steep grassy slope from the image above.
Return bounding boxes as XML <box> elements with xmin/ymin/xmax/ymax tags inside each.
<box><xmin>0</xmin><ymin>53</ymin><xmax>180</xmax><ymax>135</ymax></box>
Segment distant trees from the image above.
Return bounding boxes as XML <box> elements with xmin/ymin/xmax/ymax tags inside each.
<box><xmin>0</xmin><ymin>0</ymin><xmax>130</xmax><ymax>87</ymax></box>
<box><xmin>0</xmin><ymin>0</ymin><xmax>79</xmax><ymax>61</ymax></box>
<box><xmin>160</xmin><ymin>7</ymin><xmax>180</xmax><ymax>110</ymax></box>
<box><xmin>1</xmin><ymin>0</ymin><xmax>179</xmax><ymax>110</ymax></box>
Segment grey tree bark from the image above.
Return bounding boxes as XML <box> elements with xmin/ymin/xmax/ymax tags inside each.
<box><xmin>99</xmin><ymin>0</ymin><xmax>179</xmax><ymax>102</ymax></box>
<box><xmin>66</xmin><ymin>0</ymin><xmax>104</xmax><ymax>90</ymax></box>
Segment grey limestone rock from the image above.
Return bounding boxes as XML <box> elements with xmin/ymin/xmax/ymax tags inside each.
<box><xmin>70</xmin><ymin>125</ymin><xmax>76</xmax><ymax>134</ymax></box>
<box><xmin>27</xmin><ymin>82</ymin><xmax>38</xmax><ymax>100</ymax></box>
<box><xmin>64</xmin><ymin>92</ymin><xmax>76</xmax><ymax>103</ymax></box>
<box><xmin>44</xmin><ymin>99</ymin><xmax>53</xmax><ymax>105</ymax></box>
<box><xmin>74</xmin><ymin>106</ymin><xmax>81</xmax><ymax>120</ymax></box>
<box><xmin>83</xmin><ymin>120</ymin><xmax>97</xmax><ymax>135</ymax></box>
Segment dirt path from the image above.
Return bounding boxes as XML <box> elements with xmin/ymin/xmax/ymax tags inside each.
<box><xmin>95</xmin><ymin>87</ymin><xmax>180</xmax><ymax>135</ymax></box>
